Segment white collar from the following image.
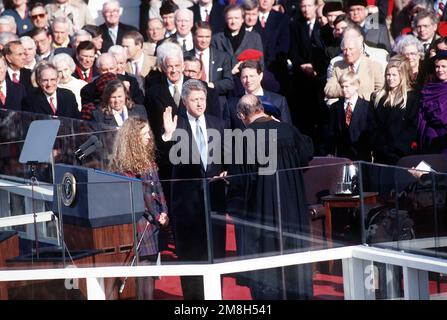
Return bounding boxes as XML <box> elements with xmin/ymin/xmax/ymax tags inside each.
<box><xmin>167</xmin><ymin>75</ymin><xmax>183</xmax><ymax>87</ymax></box>
<box><xmin>345</xmin><ymin>94</ymin><xmax>358</xmax><ymax>110</ymax></box>
<box><xmin>246</xmin><ymin>87</ymin><xmax>264</xmax><ymax>96</ymax></box>
<box><xmin>187</xmin><ymin>111</ymin><xmax>205</xmax><ymax>123</ymax></box>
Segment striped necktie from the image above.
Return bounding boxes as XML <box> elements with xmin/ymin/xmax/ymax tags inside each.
<box><xmin>345</xmin><ymin>102</ymin><xmax>353</xmax><ymax>126</ymax></box>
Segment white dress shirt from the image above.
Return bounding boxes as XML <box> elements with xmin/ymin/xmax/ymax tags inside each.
<box><xmin>195</xmin><ymin>47</ymin><xmax>210</xmax><ymax>82</ymax></box>
<box><xmin>344</xmin><ymin>93</ymin><xmax>358</xmax><ymax>113</ymax></box>
<box><xmin>7</xmin><ymin>68</ymin><xmax>20</xmax><ymax>82</ymax></box>
<box><xmin>112</xmin><ymin>106</ymin><xmax>129</xmax><ymax>127</ymax></box>
<box><xmin>176</xmin><ymin>33</ymin><xmax>194</xmax><ymax>51</ymax></box>
<box><xmin>45</xmin><ymin>92</ymin><xmax>58</xmax><ymax>111</ymax></box>
<box><xmin>200</xmin><ymin>3</ymin><xmax>212</xmax><ymax>21</ymax></box>
<box><xmin>167</xmin><ymin>75</ymin><xmax>184</xmax><ymax>98</ymax></box>
<box><xmin>131</xmin><ymin>52</ymin><xmax>145</xmax><ymax>75</ymax></box>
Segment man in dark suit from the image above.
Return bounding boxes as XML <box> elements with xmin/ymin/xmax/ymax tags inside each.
<box><xmin>3</xmin><ymin>40</ymin><xmax>34</xmax><ymax>93</ymax></box>
<box><xmin>0</xmin><ymin>55</ymin><xmax>27</xmax><ymax>111</ymax></box>
<box><xmin>288</xmin><ymin>0</ymin><xmax>328</xmax><ymax>148</ymax></box>
<box><xmin>189</xmin><ymin>21</ymin><xmax>234</xmax><ymax>113</ymax></box>
<box><xmin>190</xmin><ymin>0</ymin><xmax>226</xmax><ymax>34</ymax></box>
<box><xmin>24</xmin><ymin>63</ymin><xmax>80</xmax><ymax>119</ymax></box>
<box><xmin>145</xmin><ymin>42</ymin><xmax>221</xmax><ymax>142</ymax></box>
<box><xmin>72</xmin><ymin>41</ymin><xmax>100</xmax><ymax>83</ymax></box>
<box><xmin>325</xmin><ymin>72</ymin><xmax>372</xmax><ymax>161</ymax></box>
<box><xmin>224</xmin><ymin>59</ymin><xmax>292</xmax><ymax>129</ymax></box>
<box><xmin>162</xmin><ymin>79</ymin><xmax>227</xmax><ymax>300</ymax></box>
<box><xmin>253</xmin><ymin>0</ymin><xmax>290</xmax><ymax>93</ymax></box>
<box><xmin>99</xmin><ymin>0</ymin><xmax>138</xmax><ymax>53</ymax></box>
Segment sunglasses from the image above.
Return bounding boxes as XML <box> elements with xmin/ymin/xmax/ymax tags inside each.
<box><xmin>31</xmin><ymin>13</ymin><xmax>46</xmax><ymax>20</ymax></box>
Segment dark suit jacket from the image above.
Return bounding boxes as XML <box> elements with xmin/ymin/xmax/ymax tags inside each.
<box><xmin>91</xmin><ymin>104</ymin><xmax>148</xmax><ymax>126</ymax></box>
<box><xmin>190</xmin><ymin>3</ymin><xmax>225</xmax><ymax>34</ymax></box>
<box><xmin>187</xmin><ymin>47</ymin><xmax>234</xmax><ymax>95</ymax></box>
<box><xmin>0</xmin><ymin>81</ymin><xmax>27</xmax><ymax>111</ymax></box>
<box><xmin>145</xmin><ymin>75</ymin><xmax>221</xmax><ymax>141</ymax></box>
<box><xmin>100</xmin><ymin>22</ymin><xmax>138</xmax><ymax>53</ymax></box>
<box><xmin>327</xmin><ymin>97</ymin><xmax>372</xmax><ymax>161</ymax></box>
<box><xmin>364</xmin><ymin>23</ymin><xmax>392</xmax><ymax>53</ymax></box>
<box><xmin>253</xmin><ymin>10</ymin><xmax>290</xmax><ymax>69</ymax></box>
<box><xmin>289</xmin><ymin>17</ymin><xmax>326</xmax><ymax>77</ymax></box>
<box><xmin>164</xmin><ymin>113</ymin><xmax>226</xmax><ymax>261</ymax></box>
<box><xmin>80</xmin><ymin>73</ymin><xmax>145</xmax><ymax>106</ymax></box>
<box><xmin>24</xmin><ymin>88</ymin><xmax>80</xmax><ymax>119</ymax></box>
<box><xmin>211</xmin><ymin>29</ymin><xmax>264</xmax><ymax>67</ymax></box>
<box><xmin>223</xmin><ymin>90</ymin><xmax>293</xmax><ymax>129</ymax></box>
<box><xmin>6</xmin><ymin>68</ymin><xmax>33</xmax><ymax>93</ymax></box>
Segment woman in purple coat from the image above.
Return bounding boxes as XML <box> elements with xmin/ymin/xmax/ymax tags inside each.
<box><xmin>109</xmin><ymin>117</ymin><xmax>169</xmax><ymax>300</ymax></box>
<box><xmin>418</xmin><ymin>50</ymin><xmax>447</xmax><ymax>155</ymax></box>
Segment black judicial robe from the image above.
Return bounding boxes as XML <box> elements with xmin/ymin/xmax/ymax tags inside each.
<box><xmin>226</xmin><ymin>116</ymin><xmax>314</xmax><ymax>299</ymax></box>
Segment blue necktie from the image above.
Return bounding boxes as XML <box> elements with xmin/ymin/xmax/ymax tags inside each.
<box><xmin>120</xmin><ymin>111</ymin><xmax>125</xmax><ymax>122</ymax></box>
<box><xmin>196</xmin><ymin>118</ymin><xmax>207</xmax><ymax>170</ymax></box>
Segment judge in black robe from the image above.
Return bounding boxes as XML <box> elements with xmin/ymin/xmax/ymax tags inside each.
<box><xmin>226</xmin><ymin>94</ymin><xmax>314</xmax><ymax>299</ymax></box>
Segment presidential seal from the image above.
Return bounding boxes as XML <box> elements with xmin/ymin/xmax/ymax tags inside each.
<box><xmin>61</xmin><ymin>172</ymin><xmax>76</xmax><ymax>206</ymax></box>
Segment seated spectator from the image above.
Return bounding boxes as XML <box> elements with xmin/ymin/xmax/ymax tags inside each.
<box><xmin>20</xmin><ymin>36</ymin><xmax>37</xmax><ymax>70</ymax></box>
<box><xmin>52</xmin><ymin>53</ymin><xmax>87</xmax><ymax>110</ymax></box>
<box><xmin>0</xmin><ymin>53</ymin><xmax>27</xmax><ymax>111</ymax></box>
<box><xmin>92</xmin><ymin>79</ymin><xmax>147</xmax><ymax>127</ymax></box>
<box><xmin>2</xmin><ymin>0</ymin><xmax>33</xmax><ymax>35</ymax></box>
<box><xmin>325</xmin><ymin>72</ymin><xmax>372</xmax><ymax>161</ymax></box>
<box><xmin>24</xmin><ymin>62</ymin><xmax>80</xmax><ymax>118</ymax></box>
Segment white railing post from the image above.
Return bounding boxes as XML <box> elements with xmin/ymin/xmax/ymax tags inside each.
<box><xmin>86</xmin><ymin>277</ymin><xmax>106</xmax><ymax>300</ymax></box>
<box><xmin>403</xmin><ymin>267</ymin><xmax>429</xmax><ymax>300</ymax></box>
<box><xmin>203</xmin><ymin>271</ymin><xmax>222</xmax><ymax>300</ymax></box>
<box><xmin>342</xmin><ymin>257</ymin><xmax>368</xmax><ymax>300</ymax></box>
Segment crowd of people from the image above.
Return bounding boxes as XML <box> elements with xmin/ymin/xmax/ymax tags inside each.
<box><xmin>2</xmin><ymin>0</ymin><xmax>447</xmax><ymax>300</ymax></box>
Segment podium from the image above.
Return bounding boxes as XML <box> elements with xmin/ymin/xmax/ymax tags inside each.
<box><xmin>0</xmin><ymin>231</ymin><xmax>19</xmax><ymax>300</ymax></box>
<box><xmin>53</xmin><ymin>164</ymin><xmax>146</xmax><ymax>299</ymax></box>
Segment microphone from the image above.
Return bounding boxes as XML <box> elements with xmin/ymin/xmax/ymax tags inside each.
<box><xmin>75</xmin><ymin>136</ymin><xmax>99</xmax><ymax>156</ymax></box>
<box><xmin>76</xmin><ymin>136</ymin><xmax>102</xmax><ymax>160</ymax></box>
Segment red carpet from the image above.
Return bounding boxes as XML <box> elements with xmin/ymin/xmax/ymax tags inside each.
<box><xmin>154</xmin><ymin>218</ymin><xmax>447</xmax><ymax>300</ymax></box>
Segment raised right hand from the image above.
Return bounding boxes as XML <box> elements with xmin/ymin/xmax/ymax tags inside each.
<box><xmin>163</xmin><ymin>106</ymin><xmax>178</xmax><ymax>137</ymax></box>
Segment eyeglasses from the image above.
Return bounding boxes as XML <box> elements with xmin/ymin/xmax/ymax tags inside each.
<box><xmin>31</xmin><ymin>13</ymin><xmax>46</xmax><ymax>20</ymax></box>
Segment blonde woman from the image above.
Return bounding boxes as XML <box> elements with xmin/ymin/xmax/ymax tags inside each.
<box><xmin>369</xmin><ymin>56</ymin><xmax>420</xmax><ymax>165</ymax></box>
<box><xmin>109</xmin><ymin>117</ymin><xmax>168</xmax><ymax>300</ymax></box>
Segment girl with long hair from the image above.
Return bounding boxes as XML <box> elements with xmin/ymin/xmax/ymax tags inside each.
<box><xmin>109</xmin><ymin>117</ymin><xmax>168</xmax><ymax>300</ymax></box>
<box><xmin>370</xmin><ymin>55</ymin><xmax>420</xmax><ymax>164</ymax></box>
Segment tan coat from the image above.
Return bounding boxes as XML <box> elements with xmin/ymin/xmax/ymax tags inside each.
<box><xmin>324</xmin><ymin>55</ymin><xmax>384</xmax><ymax>101</ymax></box>
<box><xmin>46</xmin><ymin>0</ymin><xmax>95</xmax><ymax>34</ymax></box>
<box><xmin>125</xmin><ymin>53</ymin><xmax>157</xmax><ymax>78</ymax></box>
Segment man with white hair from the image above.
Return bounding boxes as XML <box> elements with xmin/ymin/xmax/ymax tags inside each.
<box><xmin>20</xmin><ymin>36</ymin><xmax>37</xmax><ymax>70</ymax></box>
<box><xmin>99</xmin><ymin>0</ymin><xmax>138</xmax><ymax>53</ymax></box>
<box><xmin>161</xmin><ymin>8</ymin><xmax>195</xmax><ymax>52</ymax></box>
<box><xmin>80</xmin><ymin>52</ymin><xmax>144</xmax><ymax>107</ymax></box>
<box><xmin>324</xmin><ymin>34</ymin><xmax>383</xmax><ymax>101</ymax></box>
<box><xmin>70</xmin><ymin>30</ymin><xmax>92</xmax><ymax>50</ymax></box>
<box><xmin>145</xmin><ymin>42</ymin><xmax>220</xmax><ymax>139</ymax></box>
<box><xmin>51</xmin><ymin>17</ymin><xmax>71</xmax><ymax>48</ymax></box>
<box><xmin>0</xmin><ymin>16</ymin><xmax>18</xmax><ymax>34</ymax></box>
